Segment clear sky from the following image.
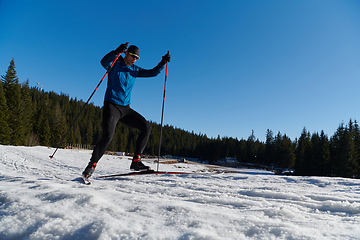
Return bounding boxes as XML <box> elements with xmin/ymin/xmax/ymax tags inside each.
<box><xmin>1</xmin><ymin>0</ymin><xmax>360</xmax><ymax>142</ymax></box>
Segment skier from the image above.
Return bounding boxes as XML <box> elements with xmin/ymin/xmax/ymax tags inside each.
<box><xmin>82</xmin><ymin>43</ymin><xmax>171</xmax><ymax>179</ymax></box>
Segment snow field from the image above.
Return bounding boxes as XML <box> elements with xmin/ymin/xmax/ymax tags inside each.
<box><xmin>0</xmin><ymin>145</ymin><xmax>360</xmax><ymax>239</ymax></box>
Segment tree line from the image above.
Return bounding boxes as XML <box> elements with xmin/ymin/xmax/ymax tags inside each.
<box><xmin>1</xmin><ymin>58</ymin><xmax>359</xmax><ymax>178</ymax></box>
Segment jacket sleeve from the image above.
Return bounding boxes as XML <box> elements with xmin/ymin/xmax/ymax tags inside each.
<box><xmin>100</xmin><ymin>51</ymin><xmax>117</xmax><ymax>70</ymax></box>
<box><xmin>136</xmin><ymin>61</ymin><xmax>166</xmax><ymax>78</ymax></box>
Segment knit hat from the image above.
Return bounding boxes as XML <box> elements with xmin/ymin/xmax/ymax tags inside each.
<box><xmin>127</xmin><ymin>45</ymin><xmax>140</xmax><ymax>57</ymax></box>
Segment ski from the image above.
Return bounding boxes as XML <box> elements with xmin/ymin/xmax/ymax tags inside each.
<box><xmin>81</xmin><ymin>175</ymin><xmax>91</xmax><ymax>185</ymax></box>
<box><xmin>98</xmin><ymin>170</ymin><xmax>191</xmax><ymax>178</ymax></box>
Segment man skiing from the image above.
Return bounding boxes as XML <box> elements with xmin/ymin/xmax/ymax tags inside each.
<box><xmin>82</xmin><ymin>43</ymin><xmax>170</xmax><ymax>179</ymax></box>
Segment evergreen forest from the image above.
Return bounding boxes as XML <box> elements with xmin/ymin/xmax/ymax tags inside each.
<box><xmin>1</xmin><ymin>58</ymin><xmax>359</xmax><ymax>178</ymax></box>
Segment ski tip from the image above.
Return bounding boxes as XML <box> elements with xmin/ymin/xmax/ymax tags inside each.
<box><xmin>49</xmin><ymin>156</ymin><xmax>53</xmax><ymax>159</ymax></box>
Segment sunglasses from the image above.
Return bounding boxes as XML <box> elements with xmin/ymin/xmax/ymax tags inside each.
<box><xmin>128</xmin><ymin>52</ymin><xmax>140</xmax><ymax>60</ymax></box>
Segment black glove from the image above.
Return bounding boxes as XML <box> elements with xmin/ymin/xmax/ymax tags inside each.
<box><xmin>115</xmin><ymin>43</ymin><xmax>128</xmax><ymax>54</ymax></box>
<box><xmin>161</xmin><ymin>52</ymin><xmax>171</xmax><ymax>64</ymax></box>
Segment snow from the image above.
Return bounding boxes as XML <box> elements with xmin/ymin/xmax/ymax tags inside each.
<box><xmin>0</xmin><ymin>145</ymin><xmax>359</xmax><ymax>240</ymax></box>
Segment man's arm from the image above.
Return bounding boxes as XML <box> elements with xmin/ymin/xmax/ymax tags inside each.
<box><xmin>137</xmin><ymin>52</ymin><xmax>171</xmax><ymax>77</ymax></box>
<box><xmin>137</xmin><ymin>62</ymin><xmax>165</xmax><ymax>78</ymax></box>
<box><xmin>100</xmin><ymin>51</ymin><xmax>117</xmax><ymax>70</ymax></box>
<box><xmin>100</xmin><ymin>44</ymin><xmax>128</xmax><ymax>70</ymax></box>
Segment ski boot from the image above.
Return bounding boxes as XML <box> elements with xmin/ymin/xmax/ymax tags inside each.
<box><xmin>82</xmin><ymin>161</ymin><xmax>97</xmax><ymax>178</ymax></box>
<box><xmin>130</xmin><ymin>155</ymin><xmax>150</xmax><ymax>171</ymax></box>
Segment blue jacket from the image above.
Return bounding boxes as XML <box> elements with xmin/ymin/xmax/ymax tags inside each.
<box><xmin>101</xmin><ymin>50</ymin><xmax>165</xmax><ymax>106</ymax></box>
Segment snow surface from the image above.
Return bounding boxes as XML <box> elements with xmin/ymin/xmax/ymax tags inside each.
<box><xmin>0</xmin><ymin>145</ymin><xmax>360</xmax><ymax>240</ymax></box>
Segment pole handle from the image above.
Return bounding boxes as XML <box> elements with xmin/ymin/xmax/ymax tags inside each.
<box><xmin>165</xmin><ymin>51</ymin><xmax>169</xmax><ymax>76</ymax></box>
<box><xmin>110</xmin><ymin>42</ymin><xmax>128</xmax><ymax>68</ymax></box>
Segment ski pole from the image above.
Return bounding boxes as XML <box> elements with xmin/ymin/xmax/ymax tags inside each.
<box><xmin>49</xmin><ymin>42</ymin><xmax>129</xmax><ymax>159</ymax></box>
<box><xmin>157</xmin><ymin>51</ymin><xmax>170</xmax><ymax>171</ymax></box>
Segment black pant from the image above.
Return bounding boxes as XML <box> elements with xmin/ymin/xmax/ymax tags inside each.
<box><xmin>90</xmin><ymin>101</ymin><xmax>151</xmax><ymax>163</ymax></box>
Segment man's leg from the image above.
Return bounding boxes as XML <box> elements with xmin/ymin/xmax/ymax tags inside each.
<box><xmin>120</xmin><ymin>108</ymin><xmax>152</xmax><ymax>170</ymax></box>
<box><xmin>82</xmin><ymin>102</ymin><xmax>121</xmax><ymax>177</ymax></box>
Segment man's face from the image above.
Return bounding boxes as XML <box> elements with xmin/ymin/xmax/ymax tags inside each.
<box><xmin>124</xmin><ymin>52</ymin><xmax>139</xmax><ymax>66</ymax></box>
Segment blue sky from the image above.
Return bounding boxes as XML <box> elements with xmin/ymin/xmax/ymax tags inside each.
<box><xmin>1</xmin><ymin>0</ymin><xmax>360</xmax><ymax>142</ymax></box>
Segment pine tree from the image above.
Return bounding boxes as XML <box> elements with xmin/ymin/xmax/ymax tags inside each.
<box><xmin>330</xmin><ymin>120</ymin><xmax>360</xmax><ymax>178</ymax></box>
<box><xmin>50</xmin><ymin>102</ymin><xmax>67</xmax><ymax>147</ymax></box>
<box><xmin>275</xmin><ymin>133</ymin><xmax>295</xmax><ymax>169</ymax></box>
<box><xmin>265</xmin><ymin>129</ymin><xmax>275</xmax><ymax>164</ymax></box>
<box><xmin>1</xmin><ymin>58</ymin><xmax>24</xmax><ymax>145</ymax></box>
<box><xmin>21</xmin><ymin>79</ymin><xmax>34</xmax><ymax>145</ymax></box>
<box><xmin>309</xmin><ymin>132</ymin><xmax>322</xmax><ymax>175</ymax></box>
<box><xmin>0</xmin><ymin>79</ymin><xmax>11</xmax><ymax>144</ymax></box>
<box><xmin>353</xmin><ymin>120</ymin><xmax>360</xmax><ymax>177</ymax></box>
<box><xmin>34</xmin><ymin>94</ymin><xmax>51</xmax><ymax>146</ymax></box>
<box><xmin>294</xmin><ymin>128</ymin><xmax>311</xmax><ymax>175</ymax></box>
<box><xmin>246</xmin><ymin>130</ymin><xmax>257</xmax><ymax>163</ymax></box>
<box><xmin>317</xmin><ymin>131</ymin><xmax>331</xmax><ymax>176</ymax></box>
<box><xmin>345</xmin><ymin>120</ymin><xmax>360</xmax><ymax>177</ymax></box>
<box><xmin>39</xmin><ymin>118</ymin><xmax>51</xmax><ymax>146</ymax></box>
<box><xmin>237</xmin><ymin>139</ymin><xmax>247</xmax><ymax>163</ymax></box>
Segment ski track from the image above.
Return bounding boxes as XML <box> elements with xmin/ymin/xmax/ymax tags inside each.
<box><xmin>0</xmin><ymin>145</ymin><xmax>360</xmax><ymax>240</ymax></box>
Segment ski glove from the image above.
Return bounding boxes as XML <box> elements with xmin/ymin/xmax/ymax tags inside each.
<box><xmin>115</xmin><ymin>43</ymin><xmax>128</xmax><ymax>55</ymax></box>
<box><xmin>161</xmin><ymin>52</ymin><xmax>171</xmax><ymax>65</ymax></box>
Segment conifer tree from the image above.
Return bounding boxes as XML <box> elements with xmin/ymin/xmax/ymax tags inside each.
<box><xmin>294</xmin><ymin>128</ymin><xmax>311</xmax><ymax>175</ymax></box>
<box><xmin>265</xmin><ymin>129</ymin><xmax>275</xmax><ymax>164</ymax></box>
<box><xmin>330</xmin><ymin>120</ymin><xmax>360</xmax><ymax>178</ymax></box>
<box><xmin>21</xmin><ymin>79</ymin><xmax>34</xmax><ymax>145</ymax></box>
<box><xmin>34</xmin><ymin>93</ymin><xmax>51</xmax><ymax>146</ymax></box>
<box><xmin>1</xmin><ymin>58</ymin><xmax>24</xmax><ymax>145</ymax></box>
<box><xmin>309</xmin><ymin>132</ymin><xmax>322</xmax><ymax>175</ymax></box>
<box><xmin>317</xmin><ymin>131</ymin><xmax>331</xmax><ymax>176</ymax></box>
<box><xmin>246</xmin><ymin>130</ymin><xmax>257</xmax><ymax>163</ymax></box>
<box><xmin>330</xmin><ymin>123</ymin><xmax>345</xmax><ymax>176</ymax></box>
<box><xmin>353</xmin><ymin>120</ymin><xmax>360</xmax><ymax>177</ymax></box>
<box><xmin>50</xmin><ymin>102</ymin><xmax>67</xmax><ymax>147</ymax></box>
<box><xmin>345</xmin><ymin>120</ymin><xmax>360</xmax><ymax>177</ymax></box>
<box><xmin>275</xmin><ymin>133</ymin><xmax>295</xmax><ymax>169</ymax></box>
<box><xmin>39</xmin><ymin>118</ymin><xmax>51</xmax><ymax>146</ymax></box>
<box><xmin>237</xmin><ymin>139</ymin><xmax>247</xmax><ymax>163</ymax></box>
<box><xmin>0</xmin><ymin>79</ymin><xmax>11</xmax><ymax>144</ymax></box>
